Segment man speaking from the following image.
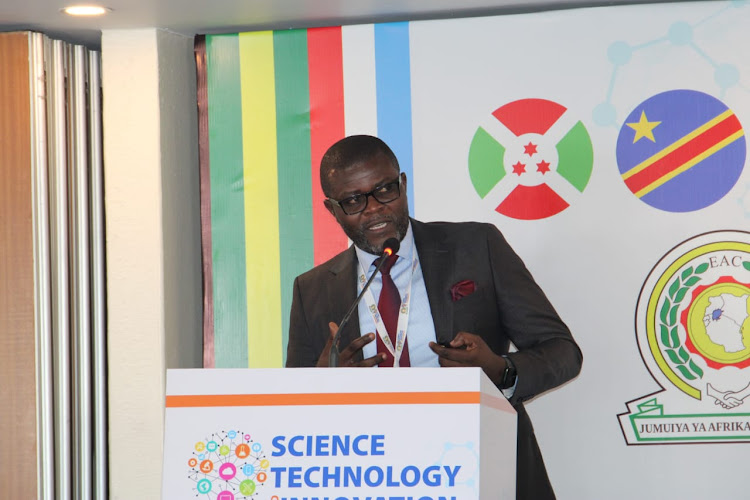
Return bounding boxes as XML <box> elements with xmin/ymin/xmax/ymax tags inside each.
<box><xmin>286</xmin><ymin>135</ymin><xmax>582</xmax><ymax>499</ymax></box>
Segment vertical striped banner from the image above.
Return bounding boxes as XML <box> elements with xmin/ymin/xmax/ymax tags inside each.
<box><xmin>239</xmin><ymin>32</ymin><xmax>282</xmax><ymax>367</ymax></box>
<box><xmin>201</xmin><ymin>22</ymin><xmax>415</xmax><ymax>368</ymax></box>
<box><xmin>375</xmin><ymin>22</ymin><xmax>415</xmax><ymax>216</ymax></box>
<box><xmin>273</xmin><ymin>30</ymin><xmax>314</xmax><ymax>363</ymax></box>
<box><xmin>342</xmin><ymin>25</ymin><xmax>378</xmax><ymax>136</ymax></box>
<box><xmin>308</xmin><ymin>27</ymin><xmax>348</xmax><ymax>266</ymax></box>
<box><xmin>206</xmin><ymin>34</ymin><xmax>248</xmax><ymax>368</ymax></box>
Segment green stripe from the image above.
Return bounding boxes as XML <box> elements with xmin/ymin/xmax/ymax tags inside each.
<box><xmin>469</xmin><ymin>127</ymin><xmax>506</xmax><ymax>198</ymax></box>
<box><xmin>556</xmin><ymin>121</ymin><xmax>593</xmax><ymax>192</ymax></box>
<box><xmin>207</xmin><ymin>34</ymin><xmax>249</xmax><ymax>367</ymax></box>
<box><xmin>273</xmin><ymin>30</ymin><xmax>314</xmax><ymax>365</ymax></box>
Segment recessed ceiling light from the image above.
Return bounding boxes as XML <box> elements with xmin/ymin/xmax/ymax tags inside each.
<box><xmin>61</xmin><ymin>5</ymin><xmax>111</xmax><ymax>17</ymax></box>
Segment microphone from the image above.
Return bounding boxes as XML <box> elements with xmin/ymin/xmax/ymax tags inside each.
<box><xmin>328</xmin><ymin>237</ymin><xmax>401</xmax><ymax>367</ymax></box>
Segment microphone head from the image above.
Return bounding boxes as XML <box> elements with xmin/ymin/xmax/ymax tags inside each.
<box><xmin>382</xmin><ymin>237</ymin><xmax>400</xmax><ymax>256</ymax></box>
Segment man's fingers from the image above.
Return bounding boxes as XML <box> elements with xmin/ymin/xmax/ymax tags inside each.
<box><xmin>357</xmin><ymin>353</ymin><xmax>387</xmax><ymax>367</ymax></box>
<box><xmin>315</xmin><ymin>323</ymin><xmax>339</xmax><ymax>367</ymax></box>
<box><xmin>340</xmin><ymin>332</ymin><xmax>376</xmax><ymax>356</ymax></box>
<box><xmin>328</xmin><ymin>322</ymin><xmax>339</xmax><ymax>339</ymax></box>
<box><xmin>452</xmin><ymin>331</ymin><xmax>483</xmax><ymax>347</ymax></box>
<box><xmin>321</xmin><ymin>322</ymin><xmax>338</xmax><ymax>351</ymax></box>
<box><xmin>437</xmin><ymin>356</ymin><xmax>466</xmax><ymax>368</ymax></box>
<box><xmin>430</xmin><ymin>342</ymin><xmax>474</xmax><ymax>363</ymax></box>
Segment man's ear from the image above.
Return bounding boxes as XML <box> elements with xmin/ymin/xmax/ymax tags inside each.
<box><xmin>400</xmin><ymin>172</ymin><xmax>407</xmax><ymax>190</ymax></box>
<box><xmin>323</xmin><ymin>199</ymin><xmax>335</xmax><ymax>216</ymax></box>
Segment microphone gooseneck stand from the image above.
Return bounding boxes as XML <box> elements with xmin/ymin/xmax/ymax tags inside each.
<box><xmin>328</xmin><ymin>237</ymin><xmax>400</xmax><ymax>367</ymax></box>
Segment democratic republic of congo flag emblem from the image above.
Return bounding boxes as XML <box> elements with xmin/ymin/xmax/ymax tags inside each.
<box><xmin>616</xmin><ymin>89</ymin><xmax>746</xmax><ymax>212</ymax></box>
<box><xmin>468</xmin><ymin>98</ymin><xmax>594</xmax><ymax>220</ymax></box>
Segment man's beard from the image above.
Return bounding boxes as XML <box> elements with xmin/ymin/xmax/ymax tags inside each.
<box><xmin>342</xmin><ymin>212</ymin><xmax>410</xmax><ymax>255</ymax></box>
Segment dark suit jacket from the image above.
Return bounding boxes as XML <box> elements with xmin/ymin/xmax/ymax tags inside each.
<box><xmin>287</xmin><ymin>219</ymin><xmax>583</xmax><ymax>499</ymax></box>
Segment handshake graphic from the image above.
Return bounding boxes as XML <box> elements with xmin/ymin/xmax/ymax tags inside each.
<box><xmin>707</xmin><ymin>383</ymin><xmax>750</xmax><ymax>409</ymax></box>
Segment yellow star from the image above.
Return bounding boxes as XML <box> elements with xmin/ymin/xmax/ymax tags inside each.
<box><xmin>626</xmin><ymin>110</ymin><xmax>661</xmax><ymax>143</ymax></box>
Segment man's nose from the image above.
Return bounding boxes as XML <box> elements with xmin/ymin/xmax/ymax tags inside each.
<box><xmin>361</xmin><ymin>192</ymin><xmax>386</xmax><ymax>215</ymax></box>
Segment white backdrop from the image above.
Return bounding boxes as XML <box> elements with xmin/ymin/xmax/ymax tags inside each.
<box><xmin>404</xmin><ymin>1</ymin><xmax>750</xmax><ymax>498</ymax></box>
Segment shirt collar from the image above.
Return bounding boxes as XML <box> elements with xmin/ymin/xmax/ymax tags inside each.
<box><xmin>355</xmin><ymin>221</ymin><xmax>413</xmax><ymax>273</ymax></box>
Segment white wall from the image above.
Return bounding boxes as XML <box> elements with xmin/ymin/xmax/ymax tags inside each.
<box><xmin>102</xmin><ymin>28</ymin><xmax>202</xmax><ymax>499</ymax></box>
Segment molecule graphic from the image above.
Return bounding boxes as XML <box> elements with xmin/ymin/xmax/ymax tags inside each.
<box><xmin>593</xmin><ymin>0</ymin><xmax>749</xmax><ymax>130</ymax></box>
<box><xmin>187</xmin><ymin>430</ymin><xmax>270</xmax><ymax>499</ymax></box>
<box><xmin>433</xmin><ymin>441</ymin><xmax>479</xmax><ymax>495</ymax></box>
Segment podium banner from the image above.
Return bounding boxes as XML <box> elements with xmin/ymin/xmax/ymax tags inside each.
<box><xmin>162</xmin><ymin>368</ymin><xmax>515</xmax><ymax>500</ymax></box>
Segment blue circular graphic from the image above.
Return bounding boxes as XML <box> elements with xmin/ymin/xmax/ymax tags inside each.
<box><xmin>593</xmin><ymin>102</ymin><xmax>617</xmax><ymax>127</ymax></box>
<box><xmin>242</xmin><ymin>464</ymin><xmax>255</xmax><ymax>476</ymax></box>
<box><xmin>615</xmin><ymin>89</ymin><xmax>746</xmax><ymax>212</ymax></box>
<box><xmin>607</xmin><ymin>41</ymin><xmax>632</xmax><ymax>66</ymax></box>
<box><xmin>668</xmin><ymin>22</ymin><xmax>692</xmax><ymax>45</ymax></box>
<box><xmin>196</xmin><ymin>478</ymin><xmax>212</xmax><ymax>494</ymax></box>
<box><xmin>715</xmin><ymin>64</ymin><xmax>740</xmax><ymax>89</ymax></box>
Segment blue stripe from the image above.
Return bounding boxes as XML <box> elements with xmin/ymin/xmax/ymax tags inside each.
<box><xmin>375</xmin><ymin>22</ymin><xmax>414</xmax><ymax>215</ymax></box>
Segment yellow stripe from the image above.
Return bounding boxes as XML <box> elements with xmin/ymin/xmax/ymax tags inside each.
<box><xmin>622</xmin><ymin>109</ymin><xmax>734</xmax><ymax>181</ymax></box>
<box><xmin>239</xmin><ymin>32</ymin><xmax>283</xmax><ymax>367</ymax></box>
<box><xmin>634</xmin><ymin>130</ymin><xmax>744</xmax><ymax>198</ymax></box>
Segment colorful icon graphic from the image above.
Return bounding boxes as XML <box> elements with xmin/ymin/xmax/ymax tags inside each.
<box><xmin>185</xmin><ymin>430</ymin><xmax>269</xmax><ymax>499</ymax></box>
<box><xmin>616</xmin><ymin>89</ymin><xmax>746</xmax><ymax>212</ymax></box>
<box><xmin>219</xmin><ymin>463</ymin><xmax>237</xmax><ymax>480</ymax></box>
<box><xmin>469</xmin><ymin>98</ymin><xmax>594</xmax><ymax>220</ymax></box>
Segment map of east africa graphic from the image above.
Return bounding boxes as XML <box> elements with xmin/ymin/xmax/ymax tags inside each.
<box><xmin>468</xmin><ymin>98</ymin><xmax>593</xmax><ymax>220</ymax></box>
<box><xmin>682</xmin><ymin>278</ymin><xmax>750</xmax><ymax>369</ymax></box>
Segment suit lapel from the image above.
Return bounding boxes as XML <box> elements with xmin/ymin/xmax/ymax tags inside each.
<box><xmin>411</xmin><ymin>219</ymin><xmax>454</xmax><ymax>345</ymax></box>
<box><xmin>327</xmin><ymin>246</ymin><xmax>362</xmax><ymax>356</ymax></box>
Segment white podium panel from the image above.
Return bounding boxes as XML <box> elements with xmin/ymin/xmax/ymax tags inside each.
<box><xmin>162</xmin><ymin>367</ymin><xmax>516</xmax><ymax>500</ymax></box>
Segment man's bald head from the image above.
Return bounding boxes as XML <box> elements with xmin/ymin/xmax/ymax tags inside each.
<box><xmin>320</xmin><ymin>135</ymin><xmax>400</xmax><ymax>197</ymax></box>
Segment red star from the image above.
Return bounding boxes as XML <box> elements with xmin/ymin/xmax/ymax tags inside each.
<box><xmin>523</xmin><ymin>142</ymin><xmax>538</xmax><ymax>156</ymax></box>
<box><xmin>536</xmin><ymin>160</ymin><xmax>551</xmax><ymax>174</ymax></box>
<box><xmin>511</xmin><ymin>161</ymin><xmax>526</xmax><ymax>176</ymax></box>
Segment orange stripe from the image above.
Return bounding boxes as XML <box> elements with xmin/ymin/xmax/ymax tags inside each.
<box><xmin>166</xmin><ymin>391</ymin><xmax>480</xmax><ymax>408</ymax></box>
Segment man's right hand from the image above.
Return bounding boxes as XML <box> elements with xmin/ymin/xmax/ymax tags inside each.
<box><xmin>316</xmin><ymin>322</ymin><xmax>386</xmax><ymax>367</ymax></box>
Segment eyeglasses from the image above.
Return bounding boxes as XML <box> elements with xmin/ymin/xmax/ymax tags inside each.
<box><xmin>327</xmin><ymin>176</ymin><xmax>402</xmax><ymax>215</ymax></box>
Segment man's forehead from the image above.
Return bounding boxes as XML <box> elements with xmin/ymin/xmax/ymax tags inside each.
<box><xmin>327</xmin><ymin>159</ymin><xmax>397</xmax><ymax>183</ymax></box>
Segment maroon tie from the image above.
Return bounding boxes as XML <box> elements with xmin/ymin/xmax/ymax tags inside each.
<box><xmin>376</xmin><ymin>254</ymin><xmax>410</xmax><ymax>367</ymax></box>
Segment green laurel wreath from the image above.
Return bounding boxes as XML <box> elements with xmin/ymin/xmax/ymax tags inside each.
<box><xmin>658</xmin><ymin>263</ymin><xmax>708</xmax><ymax>380</ymax></box>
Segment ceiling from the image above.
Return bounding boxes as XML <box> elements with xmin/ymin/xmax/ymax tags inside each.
<box><xmin>0</xmin><ymin>0</ymin><xmax>709</xmax><ymax>49</ymax></box>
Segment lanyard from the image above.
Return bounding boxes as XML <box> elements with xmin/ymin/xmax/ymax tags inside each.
<box><xmin>358</xmin><ymin>240</ymin><xmax>418</xmax><ymax>367</ymax></box>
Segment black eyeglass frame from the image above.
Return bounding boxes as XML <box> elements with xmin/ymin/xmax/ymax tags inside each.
<box><xmin>326</xmin><ymin>175</ymin><xmax>403</xmax><ymax>215</ymax></box>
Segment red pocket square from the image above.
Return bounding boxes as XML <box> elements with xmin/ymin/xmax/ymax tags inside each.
<box><xmin>450</xmin><ymin>280</ymin><xmax>476</xmax><ymax>301</ymax></box>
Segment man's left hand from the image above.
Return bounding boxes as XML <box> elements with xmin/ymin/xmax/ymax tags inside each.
<box><xmin>429</xmin><ymin>331</ymin><xmax>506</xmax><ymax>386</ymax></box>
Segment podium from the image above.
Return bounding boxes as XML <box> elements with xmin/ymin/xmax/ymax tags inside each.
<box><xmin>162</xmin><ymin>367</ymin><xmax>516</xmax><ymax>499</ymax></box>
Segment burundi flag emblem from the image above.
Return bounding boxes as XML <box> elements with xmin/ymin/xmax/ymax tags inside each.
<box><xmin>619</xmin><ymin>231</ymin><xmax>750</xmax><ymax>444</ymax></box>
<box><xmin>616</xmin><ymin>89</ymin><xmax>746</xmax><ymax>212</ymax></box>
<box><xmin>468</xmin><ymin>98</ymin><xmax>594</xmax><ymax>220</ymax></box>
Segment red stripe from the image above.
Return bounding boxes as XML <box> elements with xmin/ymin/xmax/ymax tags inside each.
<box><xmin>492</xmin><ymin>98</ymin><xmax>566</xmax><ymax>136</ymax></box>
<box><xmin>496</xmin><ymin>184</ymin><xmax>568</xmax><ymax>220</ymax></box>
<box><xmin>625</xmin><ymin>114</ymin><xmax>742</xmax><ymax>193</ymax></box>
<box><xmin>308</xmin><ymin>27</ymin><xmax>348</xmax><ymax>265</ymax></box>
